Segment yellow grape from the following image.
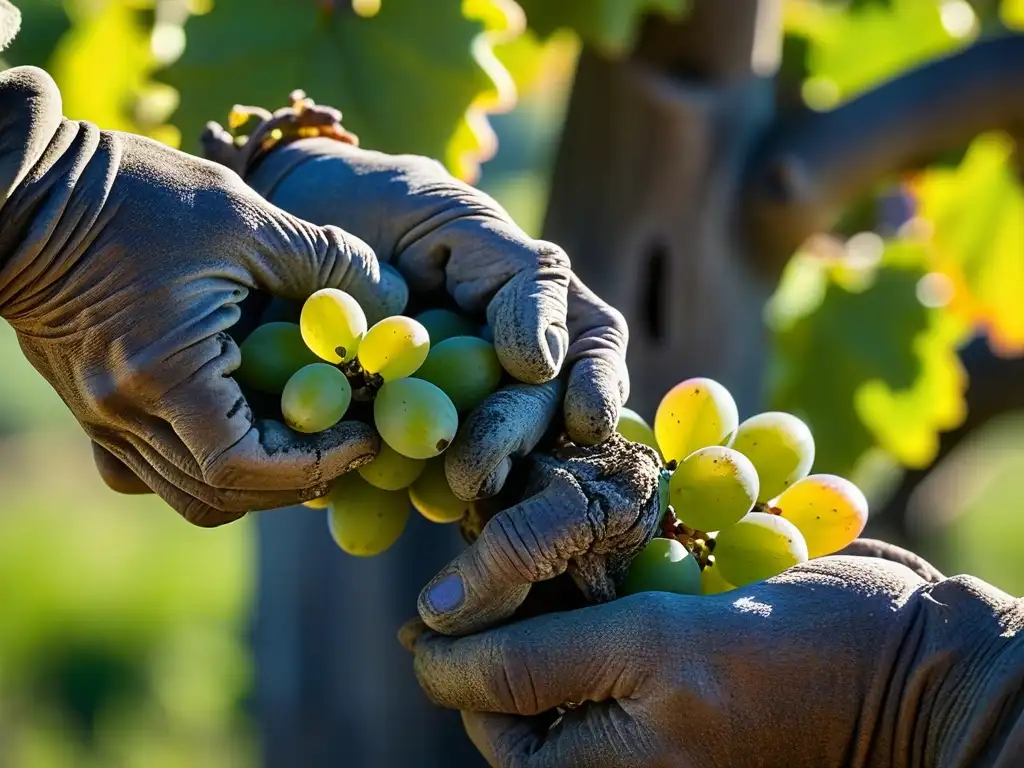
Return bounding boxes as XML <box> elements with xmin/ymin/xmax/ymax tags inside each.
<box><xmin>357</xmin><ymin>442</ymin><xmax>426</xmax><ymax>491</ymax></box>
<box><xmin>700</xmin><ymin>561</ymin><xmax>735</xmax><ymax>595</ymax></box>
<box><xmin>771</xmin><ymin>474</ymin><xmax>868</xmax><ymax>558</ymax></box>
<box><xmin>327</xmin><ymin>473</ymin><xmax>410</xmax><ymax>556</ymax></box>
<box><xmin>616</xmin><ymin>407</ymin><xmax>659</xmax><ymax>451</ymax></box>
<box><xmin>408</xmin><ymin>458</ymin><xmax>468</xmax><ymax>524</ymax></box>
<box><xmin>654</xmin><ymin>377</ymin><xmax>738</xmax><ymax>463</ymax></box>
<box><xmin>358</xmin><ymin>315</ymin><xmax>430</xmax><ymax>381</ymax></box>
<box><xmin>670</xmin><ymin>445</ymin><xmax>758</xmax><ymax>533</ymax></box>
<box><xmin>731</xmin><ymin>411</ymin><xmax>815</xmax><ymax>503</ymax></box>
<box><xmin>303</xmin><ymin>496</ymin><xmax>330</xmax><ymax>509</ymax></box>
<box><xmin>299</xmin><ymin>288</ymin><xmax>367</xmax><ymax>364</ymax></box>
<box><xmin>713</xmin><ymin>512</ymin><xmax>808</xmax><ymax>587</ymax></box>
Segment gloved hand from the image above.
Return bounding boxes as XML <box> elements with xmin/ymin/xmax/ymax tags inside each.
<box><xmin>0</xmin><ymin>67</ymin><xmax>400</xmax><ymax>525</ymax></box>
<box><xmin>201</xmin><ymin>92</ymin><xmax>630</xmax><ymax>485</ymax></box>
<box><xmin>407</xmin><ymin>555</ymin><xmax>1024</xmax><ymax>768</ymax></box>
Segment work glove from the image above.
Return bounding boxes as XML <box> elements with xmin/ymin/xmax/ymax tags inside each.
<box><xmin>0</xmin><ymin>67</ymin><xmax>401</xmax><ymax>526</ymax></box>
<box><xmin>201</xmin><ymin>92</ymin><xmax>630</xmax><ymax>502</ymax></box>
<box><xmin>407</xmin><ymin>554</ymin><xmax>1024</xmax><ymax>768</ymax></box>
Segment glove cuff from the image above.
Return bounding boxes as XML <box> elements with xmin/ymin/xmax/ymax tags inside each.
<box><xmin>200</xmin><ymin>90</ymin><xmax>359</xmax><ymax>181</ymax></box>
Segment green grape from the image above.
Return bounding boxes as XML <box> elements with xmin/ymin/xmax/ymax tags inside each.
<box><xmin>281</xmin><ymin>363</ymin><xmax>352</xmax><ymax>433</ymax></box>
<box><xmin>478</xmin><ymin>324</ymin><xmax>494</xmax><ymax>343</ymax></box>
<box><xmin>374</xmin><ymin>378</ymin><xmax>459</xmax><ymax>459</ymax></box>
<box><xmin>731</xmin><ymin>411</ymin><xmax>815</xmax><ymax>503</ymax></box>
<box><xmin>358</xmin><ymin>315</ymin><xmax>430</xmax><ymax>381</ymax></box>
<box><xmin>299</xmin><ymin>288</ymin><xmax>367</xmax><ymax>363</ymax></box>
<box><xmin>670</xmin><ymin>446</ymin><xmax>758</xmax><ymax>533</ymax></box>
<box><xmin>772</xmin><ymin>474</ymin><xmax>868</xmax><ymax>558</ymax></box>
<box><xmin>700</xmin><ymin>561</ymin><xmax>735</xmax><ymax>595</ymax></box>
<box><xmin>357</xmin><ymin>442</ymin><xmax>425</xmax><ymax>491</ymax></box>
<box><xmin>327</xmin><ymin>472</ymin><xmax>410</xmax><ymax>556</ymax></box>
<box><xmin>408</xmin><ymin>458</ymin><xmax>468</xmax><ymax>524</ymax></box>
<box><xmin>654</xmin><ymin>377</ymin><xmax>738</xmax><ymax>463</ymax></box>
<box><xmin>414</xmin><ymin>336</ymin><xmax>502</xmax><ymax>412</ymax></box>
<box><xmin>616</xmin><ymin>407</ymin><xmax>659</xmax><ymax>451</ymax></box>
<box><xmin>415</xmin><ymin>308</ymin><xmax>476</xmax><ymax>344</ymax></box>
<box><xmin>713</xmin><ymin>512</ymin><xmax>808</xmax><ymax>587</ymax></box>
<box><xmin>236</xmin><ymin>322</ymin><xmax>320</xmax><ymax>394</ymax></box>
<box><xmin>620</xmin><ymin>538</ymin><xmax>701</xmax><ymax>596</ymax></box>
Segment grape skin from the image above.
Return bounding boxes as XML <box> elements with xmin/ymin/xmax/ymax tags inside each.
<box><xmin>302</xmin><ymin>496</ymin><xmax>330</xmax><ymax>509</ymax></box>
<box><xmin>414</xmin><ymin>308</ymin><xmax>477</xmax><ymax>344</ymax></box>
<box><xmin>654</xmin><ymin>377</ymin><xmax>739</xmax><ymax>463</ymax></box>
<box><xmin>358</xmin><ymin>315</ymin><xmax>430</xmax><ymax>381</ymax></box>
<box><xmin>620</xmin><ymin>538</ymin><xmax>701</xmax><ymax>596</ymax></box>
<box><xmin>670</xmin><ymin>446</ymin><xmax>758</xmax><ymax>533</ymax></box>
<box><xmin>357</xmin><ymin>442</ymin><xmax>426</xmax><ymax>491</ymax></box>
<box><xmin>731</xmin><ymin>411</ymin><xmax>815</xmax><ymax>503</ymax></box>
<box><xmin>300</xmin><ymin>288</ymin><xmax>367</xmax><ymax>364</ymax></box>
<box><xmin>236</xmin><ymin>322</ymin><xmax>320</xmax><ymax>394</ymax></box>
<box><xmin>713</xmin><ymin>512</ymin><xmax>808</xmax><ymax>587</ymax></box>
<box><xmin>327</xmin><ymin>473</ymin><xmax>411</xmax><ymax>557</ymax></box>
<box><xmin>414</xmin><ymin>336</ymin><xmax>502</xmax><ymax>413</ymax></box>
<box><xmin>700</xmin><ymin>562</ymin><xmax>735</xmax><ymax>595</ymax></box>
<box><xmin>408</xmin><ymin>458</ymin><xmax>468</xmax><ymax>524</ymax></box>
<box><xmin>772</xmin><ymin>474</ymin><xmax>869</xmax><ymax>558</ymax></box>
<box><xmin>374</xmin><ymin>378</ymin><xmax>459</xmax><ymax>460</ymax></box>
<box><xmin>281</xmin><ymin>363</ymin><xmax>352</xmax><ymax>434</ymax></box>
<box><xmin>616</xmin><ymin>407</ymin><xmax>659</xmax><ymax>451</ymax></box>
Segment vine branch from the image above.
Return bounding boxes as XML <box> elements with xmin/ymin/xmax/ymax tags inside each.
<box><xmin>743</xmin><ymin>34</ymin><xmax>1024</xmax><ymax>271</ymax></box>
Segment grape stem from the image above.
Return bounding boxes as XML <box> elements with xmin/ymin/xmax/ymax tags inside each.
<box><xmin>339</xmin><ymin>358</ymin><xmax>384</xmax><ymax>402</ymax></box>
<box><xmin>659</xmin><ymin>505</ymin><xmax>714</xmax><ymax>569</ymax></box>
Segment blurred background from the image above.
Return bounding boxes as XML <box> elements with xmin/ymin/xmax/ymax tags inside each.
<box><xmin>1</xmin><ymin>0</ymin><xmax>1023</xmax><ymax>765</ymax></box>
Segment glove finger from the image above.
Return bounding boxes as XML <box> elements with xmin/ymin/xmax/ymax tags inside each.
<box><xmin>158</xmin><ymin>333</ymin><xmax>379</xmax><ymax>493</ymax></box>
<box><xmin>402</xmin><ymin>218</ymin><xmax>570</xmax><ymax>386</ymax></box>
<box><xmin>462</xmin><ymin>705</ymin><xmax>654</xmax><ymax>768</ymax></box>
<box><xmin>411</xmin><ymin>601</ymin><xmax>647</xmax><ymax>715</ymax></box>
<box><xmin>562</xmin><ymin>274</ymin><xmax>629</xmax><ymax>446</ymax></box>
<box><xmin>418</xmin><ymin>472</ymin><xmax>592</xmax><ymax>635</ymax></box>
<box><xmin>91</xmin><ymin>440</ymin><xmax>152</xmax><ymax>495</ymax></box>
<box><xmin>444</xmin><ymin>380</ymin><xmax>563</xmax><ymax>501</ymax></box>
<box><xmin>837</xmin><ymin>538</ymin><xmax>945</xmax><ymax>583</ymax></box>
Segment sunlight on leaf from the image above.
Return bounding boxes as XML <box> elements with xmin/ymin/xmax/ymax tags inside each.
<box><xmin>913</xmin><ymin>133</ymin><xmax>1024</xmax><ymax>357</ymax></box>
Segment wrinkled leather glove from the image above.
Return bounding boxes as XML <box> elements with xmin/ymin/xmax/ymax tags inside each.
<box><xmin>408</xmin><ymin>555</ymin><xmax>1024</xmax><ymax>768</ymax></box>
<box><xmin>201</xmin><ymin>93</ymin><xmax>630</xmax><ymax>482</ymax></box>
<box><xmin>0</xmin><ymin>67</ymin><xmax>399</xmax><ymax>525</ymax></box>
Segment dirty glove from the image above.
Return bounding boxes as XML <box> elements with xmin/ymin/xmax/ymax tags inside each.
<box><xmin>409</xmin><ymin>556</ymin><xmax>1024</xmax><ymax>767</ymax></box>
<box><xmin>201</xmin><ymin>93</ymin><xmax>630</xmax><ymax>474</ymax></box>
<box><xmin>0</xmin><ymin>67</ymin><xmax>396</xmax><ymax>525</ymax></box>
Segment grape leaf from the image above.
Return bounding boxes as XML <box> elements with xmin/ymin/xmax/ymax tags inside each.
<box><xmin>161</xmin><ymin>0</ymin><xmax>515</xmax><ymax>181</ymax></box>
<box><xmin>913</xmin><ymin>133</ymin><xmax>1024</xmax><ymax>357</ymax></box>
<box><xmin>515</xmin><ymin>0</ymin><xmax>690</xmax><ymax>57</ymax></box>
<box><xmin>768</xmin><ymin>243</ymin><xmax>968</xmax><ymax>477</ymax></box>
<box><xmin>1</xmin><ymin>0</ymin><xmax>69</xmax><ymax>68</ymax></box>
<box><xmin>785</xmin><ymin>0</ymin><xmax>976</xmax><ymax>108</ymax></box>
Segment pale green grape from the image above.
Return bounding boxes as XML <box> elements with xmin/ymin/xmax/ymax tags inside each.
<box><xmin>281</xmin><ymin>363</ymin><xmax>352</xmax><ymax>433</ymax></box>
<box><xmin>357</xmin><ymin>315</ymin><xmax>430</xmax><ymax>381</ymax></box>
<box><xmin>772</xmin><ymin>474</ymin><xmax>868</xmax><ymax>558</ymax></box>
<box><xmin>415</xmin><ymin>308</ymin><xmax>476</xmax><ymax>344</ymax></box>
<box><xmin>654</xmin><ymin>377</ymin><xmax>739</xmax><ymax>463</ymax></box>
<box><xmin>700</xmin><ymin>561</ymin><xmax>735</xmax><ymax>595</ymax></box>
<box><xmin>236</xmin><ymin>322</ymin><xmax>320</xmax><ymax>394</ymax></box>
<box><xmin>731</xmin><ymin>411</ymin><xmax>815</xmax><ymax>502</ymax></box>
<box><xmin>620</xmin><ymin>538</ymin><xmax>701</xmax><ymax>596</ymax></box>
<box><xmin>408</xmin><ymin>457</ymin><xmax>468</xmax><ymax>523</ymax></box>
<box><xmin>357</xmin><ymin>442</ymin><xmax>425</xmax><ymax>491</ymax></box>
<box><xmin>414</xmin><ymin>336</ymin><xmax>502</xmax><ymax>412</ymax></box>
<box><xmin>327</xmin><ymin>472</ymin><xmax>410</xmax><ymax>556</ymax></box>
<box><xmin>670</xmin><ymin>446</ymin><xmax>758</xmax><ymax>532</ymax></box>
<box><xmin>713</xmin><ymin>512</ymin><xmax>808</xmax><ymax>587</ymax></box>
<box><xmin>616</xmin><ymin>407</ymin><xmax>659</xmax><ymax>451</ymax></box>
<box><xmin>299</xmin><ymin>288</ymin><xmax>367</xmax><ymax>363</ymax></box>
<box><xmin>374</xmin><ymin>378</ymin><xmax>459</xmax><ymax>460</ymax></box>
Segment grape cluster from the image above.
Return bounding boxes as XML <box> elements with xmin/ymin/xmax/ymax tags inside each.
<box><xmin>618</xmin><ymin>377</ymin><xmax>869</xmax><ymax>596</ymax></box>
<box><xmin>236</xmin><ymin>289</ymin><xmax>502</xmax><ymax>556</ymax></box>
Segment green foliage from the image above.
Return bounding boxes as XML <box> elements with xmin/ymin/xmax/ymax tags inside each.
<box><xmin>768</xmin><ymin>243</ymin><xmax>968</xmax><ymax>477</ymax></box>
<box><xmin>1</xmin><ymin>0</ymin><xmax>68</xmax><ymax>67</ymax></box>
<box><xmin>516</xmin><ymin>0</ymin><xmax>690</xmax><ymax>56</ymax></box>
<box><xmin>161</xmin><ymin>0</ymin><xmax>517</xmax><ymax>179</ymax></box>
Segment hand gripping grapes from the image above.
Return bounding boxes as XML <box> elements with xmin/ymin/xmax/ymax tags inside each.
<box><xmin>200</xmin><ymin>91</ymin><xmax>630</xmax><ymax>494</ymax></box>
<box><xmin>0</xmin><ymin>65</ymin><xmax>398</xmax><ymax>525</ymax></box>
